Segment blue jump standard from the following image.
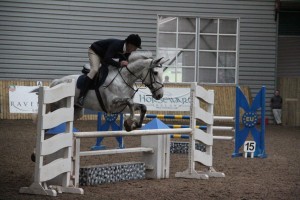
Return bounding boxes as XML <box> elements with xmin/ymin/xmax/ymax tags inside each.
<box><xmin>91</xmin><ymin>112</ymin><xmax>124</xmax><ymax>150</ymax></box>
<box><xmin>46</xmin><ymin>123</ymin><xmax>78</xmax><ymax>134</ymax></box>
<box><xmin>232</xmin><ymin>86</ymin><xmax>267</xmax><ymax>158</ymax></box>
<box><xmin>142</xmin><ymin>118</ymin><xmax>170</xmax><ymax>130</ymax></box>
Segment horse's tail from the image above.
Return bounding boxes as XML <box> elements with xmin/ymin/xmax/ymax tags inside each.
<box><xmin>30</xmin><ymin>87</ymin><xmax>39</xmax><ymax>94</ymax></box>
<box><xmin>49</xmin><ymin>78</ymin><xmax>62</xmax><ymax>87</ymax></box>
<box><xmin>28</xmin><ymin>78</ymin><xmax>64</xmax><ymax>96</ymax></box>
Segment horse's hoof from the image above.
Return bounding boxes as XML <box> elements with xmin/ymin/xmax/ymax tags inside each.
<box><xmin>31</xmin><ymin>152</ymin><xmax>36</xmax><ymax>162</ymax></box>
<box><xmin>124</xmin><ymin>119</ymin><xmax>138</xmax><ymax>132</ymax></box>
<box><xmin>124</xmin><ymin>124</ymin><xmax>131</xmax><ymax>132</ymax></box>
<box><xmin>124</xmin><ymin>119</ymin><xmax>133</xmax><ymax>132</ymax></box>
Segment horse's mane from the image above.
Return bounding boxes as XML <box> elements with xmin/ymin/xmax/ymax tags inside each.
<box><xmin>128</xmin><ymin>51</ymin><xmax>153</xmax><ymax>63</ymax></box>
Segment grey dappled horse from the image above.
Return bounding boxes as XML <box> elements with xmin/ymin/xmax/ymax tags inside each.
<box><xmin>50</xmin><ymin>51</ymin><xmax>166</xmax><ymax>131</ymax></box>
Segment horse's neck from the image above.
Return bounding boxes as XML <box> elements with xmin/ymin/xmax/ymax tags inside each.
<box><xmin>119</xmin><ymin>60</ymin><xmax>148</xmax><ymax>85</ymax></box>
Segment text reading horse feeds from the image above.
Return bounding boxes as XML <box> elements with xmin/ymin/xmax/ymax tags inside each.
<box><xmin>49</xmin><ymin>51</ymin><xmax>166</xmax><ymax>131</ymax></box>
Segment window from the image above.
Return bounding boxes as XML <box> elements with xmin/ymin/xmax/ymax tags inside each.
<box><xmin>157</xmin><ymin>16</ymin><xmax>239</xmax><ymax>84</ymax></box>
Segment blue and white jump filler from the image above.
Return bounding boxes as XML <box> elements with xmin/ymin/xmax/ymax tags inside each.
<box><xmin>232</xmin><ymin>86</ymin><xmax>267</xmax><ymax>158</ymax></box>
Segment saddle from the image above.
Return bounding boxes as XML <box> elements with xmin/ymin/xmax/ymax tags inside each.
<box><xmin>76</xmin><ymin>64</ymin><xmax>108</xmax><ymax>90</ymax></box>
<box><xmin>76</xmin><ymin>64</ymin><xmax>109</xmax><ymax>112</ymax></box>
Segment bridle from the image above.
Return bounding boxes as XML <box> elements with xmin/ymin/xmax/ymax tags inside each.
<box><xmin>142</xmin><ymin>65</ymin><xmax>164</xmax><ymax>94</ymax></box>
<box><xmin>125</xmin><ymin>60</ymin><xmax>164</xmax><ymax>93</ymax></box>
<box><xmin>103</xmin><ymin>58</ymin><xmax>164</xmax><ymax>96</ymax></box>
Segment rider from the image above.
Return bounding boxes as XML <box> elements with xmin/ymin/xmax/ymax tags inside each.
<box><xmin>77</xmin><ymin>34</ymin><xmax>142</xmax><ymax>106</ymax></box>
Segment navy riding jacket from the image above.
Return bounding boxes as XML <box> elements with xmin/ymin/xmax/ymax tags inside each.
<box><xmin>271</xmin><ymin>95</ymin><xmax>283</xmax><ymax>109</ymax></box>
<box><xmin>90</xmin><ymin>39</ymin><xmax>129</xmax><ymax>68</ymax></box>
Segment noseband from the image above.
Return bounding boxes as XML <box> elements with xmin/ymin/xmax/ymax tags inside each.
<box><xmin>142</xmin><ymin>67</ymin><xmax>164</xmax><ymax>93</ymax></box>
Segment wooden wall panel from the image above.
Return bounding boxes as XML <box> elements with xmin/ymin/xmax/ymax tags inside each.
<box><xmin>278</xmin><ymin>77</ymin><xmax>300</xmax><ymax>126</ymax></box>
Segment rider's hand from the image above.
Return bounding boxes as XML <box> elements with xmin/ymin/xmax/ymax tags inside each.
<box><xmin>120</xmin><ymin>60</ymin><xmax>128</xmax><ymax>67</ymax></box>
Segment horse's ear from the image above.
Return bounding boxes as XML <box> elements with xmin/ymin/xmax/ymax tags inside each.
<box><xmin>160</xmin><ymin>58</ymin><xmax>169</xmax><ymax>65</ymax></box>
<box><xmin>151</xmin><ymin>57</ymin><xmax>169</xmax><ymax>68</ymax></box>
<box><xmin>153</xmin><ymin>57</ymin><xmax>163</xmax><ymax>65</ymax></box>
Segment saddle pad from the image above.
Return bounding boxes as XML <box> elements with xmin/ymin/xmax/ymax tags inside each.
<box><xmin>77</xmin><ymin>66</ymin><xmax>109</xmax><ymax>90</ymax></box>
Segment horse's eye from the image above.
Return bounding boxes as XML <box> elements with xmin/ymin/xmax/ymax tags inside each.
<box><xmin>153</xmin><ymin>71</ymin><xmax>158</xmax><ymax>75</ymax></box>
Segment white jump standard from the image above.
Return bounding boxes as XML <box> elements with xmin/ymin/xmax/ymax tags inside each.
<box><xmin>175</xmin><ymin>83</ymin><xmax>225</xmax><ymax>179</ymax></box>
<box><xmin>19</xmin><ymin>79</ymin><xmax>84</xmax><ymax>196</ymax></box>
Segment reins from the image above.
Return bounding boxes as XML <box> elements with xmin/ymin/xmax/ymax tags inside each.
<box><xmin>103</xmin><ymin>59</ymin><xmax>163</xmax><ymax>96</ymax></box>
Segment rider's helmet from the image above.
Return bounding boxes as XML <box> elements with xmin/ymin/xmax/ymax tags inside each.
<box><xmin>125</xmin><ymin>34</ymin><xmax>142</xmax><ymax>49</ymax></box>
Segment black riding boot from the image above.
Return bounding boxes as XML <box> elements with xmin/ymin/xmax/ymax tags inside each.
<box><xmin>77</xmin><ymin>76</ymin><xmax>93</xmax><ymax>106</ymax></box>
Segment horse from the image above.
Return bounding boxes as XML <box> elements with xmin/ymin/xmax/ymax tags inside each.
<box><xmin>49</xmin><ymin>51</ymin><xmax>166</xmax><ymax>131</ymax></box>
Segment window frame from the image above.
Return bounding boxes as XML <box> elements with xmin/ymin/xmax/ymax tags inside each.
<box><xmin>157</xmin><ymin>15</ymin><xmax>240</xmax><ymax>84</ymax></box>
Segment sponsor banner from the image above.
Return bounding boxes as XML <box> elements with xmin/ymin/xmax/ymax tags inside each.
<box><xmin>9</xmin><ymin>86</ymin><xmax>39</xmax><ymax>113</ymax></box>
<box><xmin>134</xmin><ymin>87</ymin><xmax>191</xmax><ymax>111</ymax></box>
<box><xmin>8</xmin><ymin>85</ymin><xmax>190</xmax><ymax>113</ymax></box>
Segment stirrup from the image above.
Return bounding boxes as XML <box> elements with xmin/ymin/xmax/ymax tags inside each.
<box><xmin>77</xmin><ymin>96</ymin><xmax>85</xmax><ymax>107</ymax></box>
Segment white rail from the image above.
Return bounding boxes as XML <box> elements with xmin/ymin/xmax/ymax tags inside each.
<box><xmin>213</xmin><ymin>136</ymin><xmax>233</xmax><ymax>140</ymax></box>
<box><xmin>212</xmin><ymin>126</ymin><xmax>234</xmax><ymax>131</ymax></box>
<box><xmin>213</xmin><ymin>116</ymin><xmax>235</xmax><ymax>122</ymax></box>
<box><xmin>74</xmin><ymin>128</ymin><xmax>192</xmax><ymax>138</ymax></box>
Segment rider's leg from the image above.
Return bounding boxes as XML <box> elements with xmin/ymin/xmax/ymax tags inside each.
<box><xmin>77</xmin><ymin>76</ymin><xmax>93</xmax><ymax>106</ymax></box>
<box><xmin>77</xmin><ymin>48</ymin><xmax>101</xmax><ymax>106</ymax></box>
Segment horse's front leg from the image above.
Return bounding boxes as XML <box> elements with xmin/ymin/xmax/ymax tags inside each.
<box><xmin>112</xmin><ymin>98</ymin><xmax>137</xmax><ymax>131</ymax></box>
<box><xmin>134</xmin><ymin>103</ymin><xmax>147</xmax><ymax>128</ymax></box>
<box><xmin>124</xmin><ymin>103</ymin><xmax>147</xmax><ymax>130</ymax></box>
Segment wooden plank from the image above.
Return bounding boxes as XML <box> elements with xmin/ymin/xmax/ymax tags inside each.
<box><xmin>43</xmin><ymin>107</ymin><xmax>74</xmax><ymax>130</ymax></box>
<box><xmin>43</xmin><ymin>80</ymin><xmax>75</xmax><ymax>104</ymax></box>
<box><xmin>0</xmin><ymin>81</ymin><xmax>4</xmax><ymax>119</ymax></box>
<box><xmin>39</xmin><ymin>158</ymin><xmax>71</xmax><ymax>182</ymax></box>
<box><xmin>195</xmin><ymin>106</ymin><xmax>213</xmax><ymax>125</ymax></box>
<box><xmin>5</xmin><ymin>81</ymin><xmax>9</xmax><ymax>119</ymax></box>
<box><xmin>194</xmin><ymin>129</ymin><xmax>213</xmax><ymax>145</ymax></box>
<box><xmin>41</xmin><ymin>133</ymin><xmax>73</xmax><ymax>156</ymax></box>
<box><xmin>279</xmin><ymin>77</ymin><xmax>300</xmax><ymax>126</ymax></box>
<box><xmin>194</xmin><ymin>150</ymin><xmax>212</xmax><ymax>167</ymax></box>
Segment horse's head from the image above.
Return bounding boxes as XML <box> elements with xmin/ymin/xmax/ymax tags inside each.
<box><xmin>140</xmin><ymin>57</ymin><xmax>168</xmax><ymax>100</ymax></box>
<box><xmin>127</xmin><ymin>52</ymin><xmax>167</xmax><ymax>100</ymax></box>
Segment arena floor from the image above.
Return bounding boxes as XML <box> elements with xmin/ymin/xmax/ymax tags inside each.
<box><xmin>0</xmin><ymin>119</ymin><xmax>299</xmax><ymax>200</ymax></box>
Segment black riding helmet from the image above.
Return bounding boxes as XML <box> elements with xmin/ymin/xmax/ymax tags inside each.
<box><xmin>125</xmin><ymin>34</ymin><xmax>142</xmax><ymax>49</ymax></box>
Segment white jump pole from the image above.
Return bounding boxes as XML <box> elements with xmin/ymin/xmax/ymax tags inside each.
<box><xmin>74</xmin><ymin>128</ymin><xmax>192</xmax><ymax>138</ymax></box>
<box><xmin>212</xmin><ymin>126</ymin><xmax>234</xmax><ymax>131</ymax></box>
<box><xmin>213</xmin><ymin>136</ymin><xmax>233</xmax><ymax>140</ymax></box>
<box><xmin>213</xmin><ymin>116</ymin><xmax>235</xmax><ymax>122</ymax></box>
